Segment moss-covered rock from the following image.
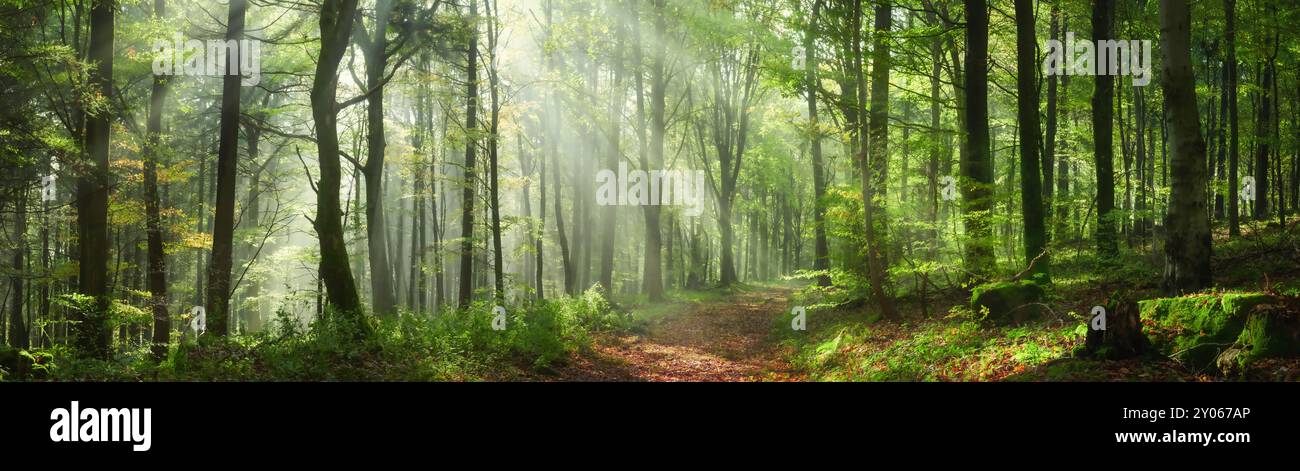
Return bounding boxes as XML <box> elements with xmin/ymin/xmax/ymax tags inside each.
<box><xmin>1139</xmin><ymin>292</ymin><xmax>1291</xmax><ymax>371</ymax></box>
<box><xmin>971</xmin><ymin>280</ymin><xmax>1045</xmax><ymax>325</ymax></box>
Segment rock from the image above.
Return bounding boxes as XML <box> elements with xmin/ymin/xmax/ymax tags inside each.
<box><xmin>1215</xmin><ymin>347</ymin><xmax>1246</xmax><ymax>378</ymax></box>
<box><xmin>970</xmin><ymin>280</ymin><xmax>1045</xmax><ymax>325</ymax></box>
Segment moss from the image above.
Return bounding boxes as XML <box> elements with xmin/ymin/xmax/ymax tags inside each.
<box><xmin>1139</xmin><ymin>293</ymin><xmax>1273</xmax><ymax>370</ymax></box>
<box><xmin>970</xmin><ymin>280</ymin><xmax>1045</xmax><ymax>325</ymax></box>
<box><xmin>1237</xmin><ymin>306</ymin><xmax>1300</xmax><ymax>363</ymax></box>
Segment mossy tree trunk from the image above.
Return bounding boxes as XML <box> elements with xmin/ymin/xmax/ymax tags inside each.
<box><xmin>310</xmin><ymin>0</ymin><xmax>365</xmax><ymax>316</ymax></box>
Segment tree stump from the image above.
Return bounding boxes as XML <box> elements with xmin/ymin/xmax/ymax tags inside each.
<box><xmin>1084</xmin><ymin>293</ymin><xmax>1147</xmax><ymax>359</ymax></box>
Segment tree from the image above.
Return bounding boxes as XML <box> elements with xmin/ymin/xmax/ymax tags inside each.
<box><xmin>544</xmin><ymin>0</ymin><xmax>574</xmax><ymax>297</ymax></box>
<box><xmin>1224</xmin><ymin>0</ymin><xmax>1240</xmax><ymax>236</ymax></box>
<box><xmin>357</xmin><ymin>0</ymin><xmax>399</xmax><ymax>316</ymax></box>
<box><xmin>74</xmin><ymin>0</ymin><xmax>115</xmax><ymax>358</ymax></box>
<box><xmin>1092</xmin><ymin>0</ymin><xmax>1118</xmax><ymax>259</ymax></box>
<box><xmin>961</xmin><ymin>0</ymin><xmax>995</xmax><ymax>280</ymax></box>
<box><xmin>145</xmin><ymin>0</ymin><xmax>171</xmax><ymax>358</ymax></box>
<box><xmin>1015</xmin><ymin>0</ymin><xmax>1047</xmax><ymax>277</ymax></box>
<box><xmin>641</xmin><ymin>0</ymin><xmax>668</xmax><ymax>300</ymax></box>
<box><xmin>457</xmin><ymin>0</ymin><xmax>481</xmax><ymax>308</ymax></box>
<box><xmin>598</xmin><ymin>0</ymin><xmax>628</xmax><ymax>297</ymax></box>
<box><xmin>1252</xmin><ymin>33</ymin><xmax>1278</xmax><ymax>221</ymax></box>
<box><xmin>1042</xmin><ymin>1</ymin><xmax>1059</xmax><ymax>245</ymax></box>
<box><xmin>1159</xmin><ymin>0</ymin><xmax>1211</xmax><ymax>293</ymax></box>
<box><xmin>702</xmin><ymin>26</ymin><xmax>761</xmax><ymax>287</ymax></box>
<box><xmin>485</xmin><ymin>0</ymin><xmax>505</xmax><ymax>301</ymax></box>
<box><xmin>9</xmin><ymin>182</ymin><xmax>28</xmax><ymax>349</ymax></box>
<box><xmin>803</xmin><ymin>0</ymin><xmax>830</xmax><ymax>287</ymax></box>
<box><xmin>206</xmin><ymin>0</ymin><xmax>249</xmax><ymax>337</ymax></box>
<box><xmin>862</xmin><ymin>0</ymin><xmax>898</xmax><ymax>318</ymax></box>
<box><xmin>310</xmin><ymin>0</ymin><xmax>365</xmax><ymax>317</ymax></box>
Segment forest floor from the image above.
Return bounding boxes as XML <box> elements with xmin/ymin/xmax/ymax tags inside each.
<box><xmin>548</xmin><ymin>285</ymin><xmax>805</xmax><ymax>381</ymax></box>
<box><xmin>536</xmin><ymin>221</ymin><xmax>1300</xmax><ymax>382</ymax></box>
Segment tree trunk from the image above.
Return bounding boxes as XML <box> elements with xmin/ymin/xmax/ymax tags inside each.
<box><xmin>1015</xmin><ymin>0</ymin><xmax>1047</xmax><ymax>278</ymax></box>
<box><xmin>206</xmin><ymin>0</ymin><xmax>248</xmax><ymax>336</ymax></box>
<box><xmin>361</xmin><ymin>0</ymin><xmax>398</xmax><ymax>316</ymax></box>
<box><xmin>1253</xmin><ymin>54</ymin><xmax>1273</xmax><ymax>220</ymax></box>
<box><xmin>805</xmin><ymin>0</ymin><xmax>830</xmax><ymax>287</ymax></box>
<box><xmin>458</xmin><ymin>0</ymin><xmax>480</xmax><ymax>308</ymax></box>
<box><xmin>1042</xmin><ymin>2</ymin><xmax>1059</xmax><ymax>246</ymax></box>
<box><xmin>863</xmin><ymin>0</ymin><xmax>898</xmax><ymax>319</ymax></box>
<box><xmin>75</xmin><ymin>0</ymin><xmax>114</xmax><ymax>358</ymax></box>
<box><xmin>641</xmin><ymin>0</ymin><xmax>667</xmax><ymax>299</ymax></box>
<box><xmin>145</xmin><ymin>0</ymin><xmax>170</xmax><ymax>358</ymax></box>
<box><xmin>1225</xmin><ymin>0</ymin><xmax>1240</xmax><ymax>236</ymax></box>
<box><xmin>961</xmin><ymin>0</ymin><xmax>995</xmax><ymax>280</ymax></box>
<box><xmin>241</xmin><ymin>114</ymin><xmax>268</xmax><ymax>332</ymax></box>
<box><xmin>1092</xmin><ymin>0</ymin><xmax>1118</xmax><ymax>259</ymax></box>
<box><xmin>486</xmin><ymin>0</ymin><xmax>504</xmax><ymax>302</ymax></box>
<box><xmin>9</xmin><ymin>187</ymin><xmax>28</xmax><ymax>349</ymax></box>
<box><xmin>1159</xmin><ymin>0</ymin><xmax>1212</xmax><ymax>293</ymax></box>
<box><xmin>310</xmin><ymin>0</ymin><xmax>364</xmax><ymax>317</ymax></box>
<box><xmin>599</xmin><ymin>6</ymin><xmax>626</xmax><ymax>297</ymax></box>
<box><xmin>544</xmin><ymin>0</ymin><xmax>573</xmax><ymax>297</ymax></box>
<box><xmin>533</xmin><ymin>132</ymin><xmax>545</xmax><ymax>300</ymax></box>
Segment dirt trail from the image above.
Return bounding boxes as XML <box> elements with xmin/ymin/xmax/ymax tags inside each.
<box><xmin>555</xmin><ymin>287</ymin><xmax>804</xmax><ymax>382</ymax></box>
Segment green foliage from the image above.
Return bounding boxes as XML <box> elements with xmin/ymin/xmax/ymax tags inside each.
<box><xmin>783</xmin><ymin>314</ymin><xmax>1084</xmax><ymax>382</ymax></box>
<box><xmin>6</xmin><ymin>289</ymin><xmax>625</xmax><ymax>381</ymax></box>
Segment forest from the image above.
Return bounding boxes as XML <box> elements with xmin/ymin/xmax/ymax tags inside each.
<box><xmin>0</xmin><ymin>0</ymin><xmax>1297</xmax><ymax>382</ymax></box>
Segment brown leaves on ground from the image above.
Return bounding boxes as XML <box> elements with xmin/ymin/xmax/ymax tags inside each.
<box><xmin>551</xmin><ymin>288</ymin><xmax>804</xmax><ymax>382</ymax></box>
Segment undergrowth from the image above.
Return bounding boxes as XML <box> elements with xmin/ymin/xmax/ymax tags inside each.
<box><xmin>1</xmin><ymin>287</ymin><xmax>626</xmax><ymax>381</ymax></box>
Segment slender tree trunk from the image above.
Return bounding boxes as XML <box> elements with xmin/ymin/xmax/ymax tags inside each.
<box><xmin>1135</xmin><ymin>84</ymin><xmax>1148</xmax><ymax>242</ymax></box>
<box><xmin>641</xmin><ymin>0</ymin><xmax>667</xmax><ymax>299</ymax></box>
<box><xmin>599</xmin><ymin>8</ymin><xmax>626</xmax><ymax>297</ymax></box>
<box><xmin>1042</xmin><ymin>2</ymin><xmax>1059</xmax><ymax>246</ymax></box>
<box><xmin>1253</xmin><ymin>52</ymin><xmax>1274</xmax><ymax>220</ymax></box>
<box><xmin>361</xmin><ymin>0</ymin><xmax>398</xmax><ymax>316</ymax></box>
<box><xmin>544</xmin><ymin>0</ymin><xmax>573</xmax><ymax>296</ymax></box>
<box><xmin>9</xmin><ymin>187</ymin><xmax>28</xmax><ymax>349</ymax></box>
<box><xmin>1092</xmin><ymin>0</ymin><xmax>1118</xmax><ymax>258</ymax></box>
<box><xmin>241</xmin><ymin>116</ymin><xmax>269</xmax><ymax>332</ymax></box>
<box><xmin>145</xmin><ymin>0</ymin><xmax>170</xmax><ymax>357</ymax></box>
<box><xmin>805</xmin><ymin>0</ymin><xmax>830</xmax><ymax>286</ymax></box>
<box><xmin>1056</xmin><ymin>15</ymin><xmax>1072</xmax><ymax>243</ymax></box>
<box><xmin>206</xmin><ymin>0</ymin><xmax>248</xmax><ymax>336</ymax></box>
<box><xmin>458</xmin><ymin>0</ymin><xmax>480</xmax><ymax>308</ymax></box>
<box><xmin>519</xmin><ymin>132</ymin><xmax>543</xmax><ymax>300</ymax></box>
<box><xmin>434</xmin><ymin>114</ymin><xmax>448</xmax><ymax>308</ymax></box>
<box><xmin>486</xmin><ymin>0</ymin><xmax>505</xmax><ymax>302</ymax></box>
<box><xmin>1119</xmin><ymin>84</ymin><xmax>1133</xmax><ymax>246</ymax></box>
<box><xmin>1015</xmin><ymin>0</ymin><xmax>1047</xmax><ymax>277</ymax></box>
<box><xmin>1225</xmin><ymin>0</ymin><xmax>1240</xmax><ymax>235</ymax></box>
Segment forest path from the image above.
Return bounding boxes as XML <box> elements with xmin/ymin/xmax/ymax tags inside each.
<box><xmin>555</xmin><ymin>286</ymin><xmax>805</xmax><ymax>382</ymax></box>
